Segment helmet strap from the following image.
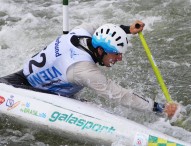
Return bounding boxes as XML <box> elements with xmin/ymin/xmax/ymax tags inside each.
<box><xmin>70</xmin><ymin>35</ymin><xmax>107</xmax><ymax>66</ymax></box>
<box><xmin>95</xmin><ymin>48</ymin><xmax>107</xmax><ymax>66</ymax></box>
<box><xmin>87</xmin><ymin>39</ymin><xmax>107</xmax><ymax>66</ymax></box>
<box><xmin>71</xmin><ymin>35</ymin><xmax>97</xmax><ymax>63</ymax></box>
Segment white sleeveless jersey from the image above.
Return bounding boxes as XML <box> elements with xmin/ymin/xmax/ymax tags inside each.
<box><xmin>23</xmin><ymin>28</ymin><xmax>94</xmax><ymax>97</ymax></box>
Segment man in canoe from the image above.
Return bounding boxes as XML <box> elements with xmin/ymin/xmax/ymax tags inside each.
<box><xmin>0</xmin><ymin>20</ymin><xmax>177</xmax><ymax>118</ymax></box>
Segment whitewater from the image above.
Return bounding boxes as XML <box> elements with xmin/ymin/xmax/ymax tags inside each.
<box><xmin>0</xmin><ymin>0</ymin><xmax>191</xmax><ymax>145</ymax></box>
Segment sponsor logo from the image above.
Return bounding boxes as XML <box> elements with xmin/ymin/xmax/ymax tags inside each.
<box><xmin>133</xmin><ymin>133</ymin><xmax>148</xmax><ymax>146</ymax></box>
<box><xmin>0</xmin><ymin>96</ymin><xmax>5</xmax><ymax>105</ymax></box>
<box><xmin>27</xmin><ymin>66</ymin><xmax>62</xmax><ymax>87</ymax></box>
<box><xmin>7</xmin><ymin>101</ymin><xmax>21</xmax><ymax>111</ymax></box>
<box><xmin>70</xmin><ymin>48</ymin><xmax>79</xmax><ymax>59</ymax></box>
<box><xmin>148</xmin><ymin>135</ymin><xmax>184</xmax><ymax>146</ymax></box>
<box><xmin>55</xmin><ymin>36</ymin><xmax>62</xmax><ymax>57</ymax></box>
<box><xmin>6</xmin><ymin>96</ymin><xmax>14</xmax><ymax>107</ymax></box>
<box><xmin>49</xmin><ymin>111</ymin><xmax>116</xmax><ymax>133</ymax></box>
<box><xmin>20</xmin><ymin>102</ymin><xmax>46</xmax><ymax>118</ymax></box>
<box><xmin>6</xmin><ymin>95</ymin><xmax>20</xmax><ymax>110</ymax></box>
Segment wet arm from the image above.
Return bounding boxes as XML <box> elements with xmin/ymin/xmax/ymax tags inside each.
<box><xmin>67</xmin><ymin>61</ymin><xmax>154</xmax><ymax>111</ymax></box>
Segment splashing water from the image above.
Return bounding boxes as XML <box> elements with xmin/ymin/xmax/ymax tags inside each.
<box><xmin>0</xmin><ymin>0</ymin><xmax>191</xmax><ymax>145</ymax></box>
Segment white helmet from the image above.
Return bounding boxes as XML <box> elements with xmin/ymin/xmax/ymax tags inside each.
<box><xmin>92</xmin><ymin>24</ymin><xmax>128</xmax><ymax>54</ymax></box>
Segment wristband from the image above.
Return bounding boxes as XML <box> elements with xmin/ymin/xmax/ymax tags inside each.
<box><xmin>153</xmin><ymin>102</ymin><xmax>165</xmax><ymax>113</ymax></box>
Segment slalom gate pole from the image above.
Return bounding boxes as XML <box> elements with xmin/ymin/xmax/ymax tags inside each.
<box><xmin>63</xmin><ymin>0</ymin><xmax>69</xmax><ymax>34</ymax></box>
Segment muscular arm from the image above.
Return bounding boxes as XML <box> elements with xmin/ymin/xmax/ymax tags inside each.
<box><xmin>67</xmin><ymin>61</ymin><xmax>154</xmax><ymax>112</ymax></box>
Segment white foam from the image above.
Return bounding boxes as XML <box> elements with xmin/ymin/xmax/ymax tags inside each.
<box><xmin>0</xmin><ymin>0</ymin><xmax>191</xmax><ymax>145</ymax></box>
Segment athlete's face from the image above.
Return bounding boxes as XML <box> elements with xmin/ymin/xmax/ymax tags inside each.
<box><xmin>98</xmin><ymin>48</ymin><xmax>122</xmax><ymax>67</ymax></box>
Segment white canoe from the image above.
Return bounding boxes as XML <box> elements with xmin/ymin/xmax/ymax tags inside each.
<box><xmin>0</xmin><ymin>83</ymin><xmax>190</xmax><ymax>146</ymax></box>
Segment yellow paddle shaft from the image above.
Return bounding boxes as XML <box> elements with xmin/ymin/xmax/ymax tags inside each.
<box><xmin>138</xmin><ymin>32</ymin><xmax>172</xmax><ymax>102</ymax></box>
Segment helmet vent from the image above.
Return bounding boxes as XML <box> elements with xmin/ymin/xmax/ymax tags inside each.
<box><xmin>116</xmin><ymin>36</ymin><xmax>121</xmax><ymax>41</ymax></box>
<box><xmin>117</xmin><ymin>43</ymin><xmax>124</xmax><ymax>46</ymax></box>
<box><xmin>106</xmin><ymin>29</ymin><xmax>110</xmax><ymax>34</ymax></box>
<box><xmin>112</xmin><ymin>32</ymin><xmax>116</xmax><ymax>37</ymax></box>
<box><xmin>92</xmin><ymin>24</ymin><xmax>128</xmax><ymax>54</ymax></box>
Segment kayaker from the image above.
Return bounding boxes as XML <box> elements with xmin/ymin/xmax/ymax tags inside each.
<box><xmin>0</xmin><ymin>20</ymin><xmax>177</xmax><ymax>118</ymax></box>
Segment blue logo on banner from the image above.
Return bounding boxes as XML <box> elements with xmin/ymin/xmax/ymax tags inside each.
<box><xmin>6</xmin><ymin>96</ymin><xmax>14</xmax><ymax>107</ymax></box>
